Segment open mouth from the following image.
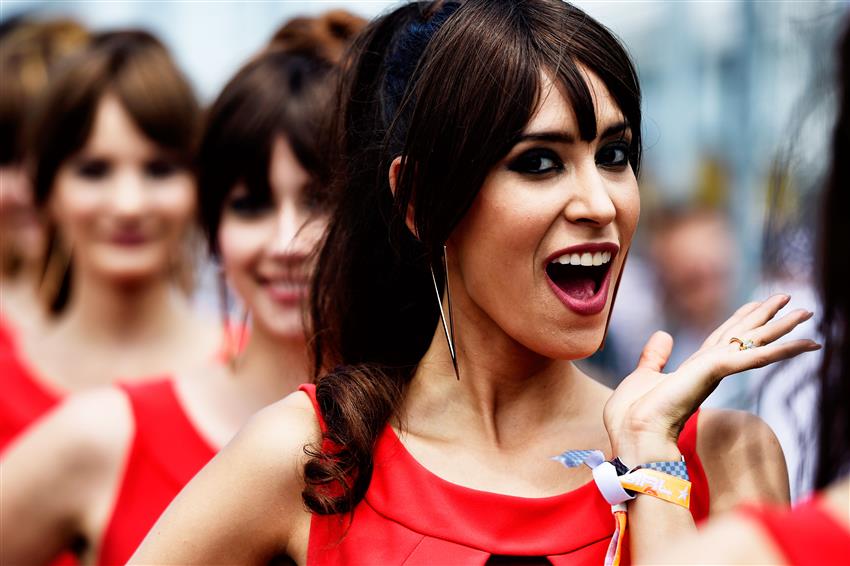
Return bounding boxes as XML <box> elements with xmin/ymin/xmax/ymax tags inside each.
<box><xmin>544</xmin><ymin>244</ymin><xmax>618</xmax><ymax>315</ymax></box>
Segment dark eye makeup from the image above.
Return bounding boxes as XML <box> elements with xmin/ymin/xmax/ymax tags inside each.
<box><xmin>595</xmin><ymin>139</ymin><xmax>631</xmax><ymax>169</ymax></box>
<box><xmin>507</xmin><ymin>148</ymin><xmax>564</xmax><ymax>175</ymax></box>
<box><xmin>74</xmin><ymin>158</ymin><xmax>110</xmax><ymax>180</ymax></box>
<box><xmin>226</xmin><ymin>190</ymin><xmax>274</xmax><ymax>217</ymax></box>
<box><xmin>145</xmin><ymin>159</ymin><xmax>180</xmax><ymax>179</ymax></box>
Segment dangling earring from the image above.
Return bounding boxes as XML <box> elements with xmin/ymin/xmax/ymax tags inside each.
<box><xmin>598</xmin><ymin>248</ymin><xmax>630</xmax><ymax>351</ymax></box>
<box><xmin>217</xmin><ymin>265</ymin><xmax>247</xmax><ymax>369</ymax></box>
<box><xmin>430</xmin><ymin>244</ymin><xmax>460</xmax><ymax>380</ymax></box>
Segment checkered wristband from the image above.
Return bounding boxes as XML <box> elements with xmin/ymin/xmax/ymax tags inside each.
<box><xmin>630</xmin><ymin>457</ymin><xmax>689</xmax><ymax>481</ymax></box>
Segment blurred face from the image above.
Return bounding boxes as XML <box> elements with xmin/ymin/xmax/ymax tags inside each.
<box><xmin>50</xmin><ymin>94</ymin><xmax>195</xmax><ymax>285</ymax></box>
<box><xmin>653</xmin><ymin>214</ymin><xmax>734</xmax><ymax>330</ymax></box>
<box><xmin>218</xmin><ymin>136</ymin><xmax>327</xmax><ymax>341</ymax></box>
<box><xmin>0</xmin><ymin>164</ymin><xmax>44</xmax><ymax>269</ymax></box>
<box><xmin>449</xmin><ymin>71</ymin><xmax>640</xmax><ymax>360</ymax></box>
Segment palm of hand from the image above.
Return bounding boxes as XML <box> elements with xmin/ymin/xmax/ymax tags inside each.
<box><xmin>603</xmin><ymin>295</ymin><xmax>819</xmax><ymax>458</ymax></box>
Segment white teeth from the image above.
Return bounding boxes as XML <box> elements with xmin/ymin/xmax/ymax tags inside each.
<box><xmin>551</xmin><ymin>250</ymin><xmax>614</xmax><ymax>267</ymax></box>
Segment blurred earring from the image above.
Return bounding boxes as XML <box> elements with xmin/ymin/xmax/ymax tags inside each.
<box><xmin>598</xmin><ymin>248</ymin><xmax>630</xmax><ymax>352</ymax></box>
<box><xmin>216</xmin><ymin>265</ymin><xmax>246</xmax><ymax>369</ymax></box>
<box><xmin>430</xmin><ymin>244</ymin><xmax>460</xmax><ymax>380</ymax></box>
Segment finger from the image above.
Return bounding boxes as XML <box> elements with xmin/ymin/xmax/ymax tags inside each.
<box><xmin>660</xmin><ymin>338</ymin><xmax>821</xmax><ymax>411</ymax></box>
<box><xmin>715</xmin><ymin>339</ymin><xmax>821</xmax><ymax>377</ymax></box>
<box><xmin>701</xmin><ymin>301</ymin><xmax>764</xmax><ymax>348</ymax></box>
<box><xmin>637</xmin><ymin>331</ymin><xmax>674</xmax><ymax>372</ymax></box>
<box><xmin>723</xmin><ymin>294</ymin><xmax>792</xmax><ymax>340</ymax></box>
<box><xmin>747</xmin><ymin>309</ymin><xmax>814</xmax><ymax>347</ymax></box>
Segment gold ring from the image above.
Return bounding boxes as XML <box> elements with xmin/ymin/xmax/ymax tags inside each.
<box><xmin>729</xmin><ymin>337</ymin><xmax>756</xmax><ymax>351</ymax></box>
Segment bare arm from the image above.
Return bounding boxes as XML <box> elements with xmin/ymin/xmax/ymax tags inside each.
<box><xmin>699</xmin><ymin>408</ymin><xmax>790</xmax><ymax>513</ymax></box>
<box><xmin>0</xmin><ymin>388</ymin><xmax>132</xmax><ymax>565</ymax></box>
<box><xmin>129</xmin><ymin>391</ymin><xmax>319</xmax><ymax>565</ymax></box>
<box><xmin>605</xmin><ymin>296</ymin><xmax>816</xmax><ymax>563</ymax></box>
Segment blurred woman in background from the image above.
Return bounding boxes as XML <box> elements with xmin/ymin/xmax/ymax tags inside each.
<box><xmin>0</xmin><ymin>30</ymin><xmax>220</xmax><ymax>453</ymax></box>
<box><xmin>0</xmin><ymin>18</ymin><xmax>89</xmax><ymax>342</ymax></box>
<box><xmin>0</xmin><ymin>12</ymin><xmax>364</xmax><ymax>565</ymax></box>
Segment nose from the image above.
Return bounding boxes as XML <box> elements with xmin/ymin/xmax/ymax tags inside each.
<box><xmin>270</xmin><ymin>202</ymin><xmax>310</xmax><ymax>260</ymax></box>
<box><xmin>111</xmin><ymin>169</ymin><xmax>146</xmax><ymax>217</ymax></box>
<box><xmin>561</xmin><ymin>162</ymin><xmax>617</xmax><ymax>227</ymax></box>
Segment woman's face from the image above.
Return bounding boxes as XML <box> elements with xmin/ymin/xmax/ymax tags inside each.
<box><xmin>449</xmin><ymin>70</ymin><xmax>640</xmax><ymax>360</ymax></box>
<box><xmin>218</xmin><ymin>136</ymin><xmax>327</xmax><ymax>341</ymax></box>
<box><xmin>51</xmin><ymin>94</ymin><xmax>196</xmax><ymax>285</ymax></box>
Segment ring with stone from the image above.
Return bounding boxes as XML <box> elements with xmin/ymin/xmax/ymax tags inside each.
<box><xmin>729</xmin><ymin>337</ymin><xmax>756</xmax><ymax>351</ymax></box>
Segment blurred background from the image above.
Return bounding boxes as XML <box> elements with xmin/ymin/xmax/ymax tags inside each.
<box><xmin>2</xmin><ymin>0</ymin><xmax>847</xmax><ymax>496</ymax></box>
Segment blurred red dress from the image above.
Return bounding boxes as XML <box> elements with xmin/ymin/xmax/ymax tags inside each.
<box><xmin>300</xmin><ymin>383</ymin><xmax>711</xmax><ymax>565</ymax></box>
<box><xmin>740</xmin><ymin>496</ymin><xmax>850</xmax><ymax>565</ymax></box>
<box><xmin>96</xmin><ymin>378</ymin><xmax>217</xmax><ymax>566</ymax></box>
<box><xmin>0</xmin><ymin>316</ymin><xmax>62</xmax><ymax>453</ymax></box>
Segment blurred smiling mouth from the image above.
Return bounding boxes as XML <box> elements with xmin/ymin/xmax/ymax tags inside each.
<box><xmin>544</xmin><ymin>243</ymin><xmax>619</xmax><ymax>315</ymax></box>
<box><xmin>258</xmin><ymin>276</ymin><xmax>309</xmax><ymax>304</ymax></box>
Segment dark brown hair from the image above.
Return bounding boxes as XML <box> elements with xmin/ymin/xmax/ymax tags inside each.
<box><xmin>815</xmin><ymin>19</ymin><xmax>850</xmax><ymax>489</ymax></box>
<box><xmin>27</xmin><ymin>29</ymin><xmax>200</xmax><ymax>314</ymax></box>
<box><xmin>306</xmin><ymin>0</ymin><xmax>641</xmax><ymax>514</ymax></box>
<box><xmin>0</xmin><ymin>18</ymin><xmax>89</xmax><ymax>165</ymax></box>
<box><xmin>197</xmin><ymin>10</ymin><xmax>365</xmax><ymax>256</ymax></box>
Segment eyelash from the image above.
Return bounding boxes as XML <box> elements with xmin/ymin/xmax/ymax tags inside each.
<box><xmin>596</xmin><ymin>140</ymin><xmax>631</xmax><ymax>170</ymax></box>
<box><xmin>507</xmin><ymin>149</ymin><xmax>563</xmax><ymax>175</ymax></box>
<box><xmin>226</xmin><ymin>192</ymin><xmax>274</xmax><ymax>217</ymax></box>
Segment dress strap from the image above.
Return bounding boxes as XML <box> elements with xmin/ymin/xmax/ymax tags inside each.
<box><xmin>678</xmin><ymin>409</ymin><xmax>710</xmax><ymax>519</ymax></box>
<box><xmin>298</xmin><ymin>383</ymin><xmax>328</xmax><ymax>435</ymax></box>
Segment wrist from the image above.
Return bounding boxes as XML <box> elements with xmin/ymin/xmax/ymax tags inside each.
<box><xmin>611</xmin><ymin>436</ymin><xmax>682</xmax><ymax>467</ymax></box>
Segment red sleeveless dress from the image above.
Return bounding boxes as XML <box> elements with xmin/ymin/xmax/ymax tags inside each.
<box><xmin>740</xmin><ymin>497</ymin><xmax>850</xmax><ymax>565</ymax></box>
<box><xmin>96</xmin><ymin>379</ymin><xmax>217</xmax><ymax>566</ymax></box>
<box><xmin>300</xmin><ymin>384</ymin><xmax>710</xmax><ymax>565</ymax></box>
<box><xmin>0</xmin><ymin>320</ymin><xmax>62</xmax><ymax>453</ymax></box>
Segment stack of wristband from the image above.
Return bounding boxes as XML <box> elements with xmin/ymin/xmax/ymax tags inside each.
<box><xmin>552</xmin><ymin>449</ymin><xmax>692</xmax><ymax>566</ymax></box>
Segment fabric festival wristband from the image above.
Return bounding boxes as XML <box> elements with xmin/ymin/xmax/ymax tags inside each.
<box><xmin>552</xmin><ymin>449</ymin><xmax>692</xmax><ymax>509</ymax></box>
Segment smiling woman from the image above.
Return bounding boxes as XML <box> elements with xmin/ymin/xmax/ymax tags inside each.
<box><xmin>0</xmin><ymin>30</ymin><xmax>221</xmax><ymax>453</ymax></box>
<box><xmin>130</xmin><ymin>1</ymin><xmax>818</xmax><ymax>564</ymax></box>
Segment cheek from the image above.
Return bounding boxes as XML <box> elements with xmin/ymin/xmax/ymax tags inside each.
<box><xmin>218</xmin><ymin>219</ymin><xmax>273</xmax><ymax>283</ymax></box>
<box><xmin>50</xmin><ymin>175</ymin><xmax>104</xmax><ymax>241</ymax></box>
<box><xmin>150</xmin><ymin>176</ymin><xmax>196</xmax><ymax>230</ymax></box>
<box><xmin>615</xmin><ymin>184</ymin><xmax>640</xmax><ymax>247</ymax></box>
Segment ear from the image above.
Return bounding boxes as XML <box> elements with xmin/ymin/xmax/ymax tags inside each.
<box><xmin>388</xmin><ymin>155</ymin><xmax>418</xmax><ymax>239</ymax></box>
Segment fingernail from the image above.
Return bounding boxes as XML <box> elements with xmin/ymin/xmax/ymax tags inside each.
<box><xmin>803</xmin><ymin>311</ymin><xmax>814</xmax><ymax>320</ymax></box>
<box><xmin>808</xmin><ymin>341</ymin><xmax>822</xmax><ymax>350</ymax></box>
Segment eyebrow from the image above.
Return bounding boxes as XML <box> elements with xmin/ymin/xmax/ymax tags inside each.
<box><xmin>514</xmin><ymin>121</ymin><xmax>631</xmax><ymax>146</ymax></box>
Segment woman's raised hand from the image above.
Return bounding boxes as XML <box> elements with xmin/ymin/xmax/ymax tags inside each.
<box><xmin>602</xmin><ymin>294</ymin><xmax>820</xmax><ymax>464</ymax></box>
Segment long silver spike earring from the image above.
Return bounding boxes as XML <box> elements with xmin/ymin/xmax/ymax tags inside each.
<box><xmin>430</xmin><ymin>244</ymin><xmax>460</xmax><ymax>380</ymax></box>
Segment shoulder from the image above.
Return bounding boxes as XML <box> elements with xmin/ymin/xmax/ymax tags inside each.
<box><xmin>12</xmin><ymin>386</ymin><xmax>133</xmax><ymax>471</ymax></box>
<box><xmin>1</xmin><ymin>386</ymin><xmax>134</xmax><ymax>533</ymax></box>
<box><xmin>697</xmin><ymin>409</ymin><xmax>789</xmax><ymax>512</ymax></box>
<box><xmin>234</xmin><ymin>388</ymin><xmax>321</xmax><ymax>460</ymax></box>
<box><xmin>130</xmin><ymin>389</ymin><xmax>321</xmax><ymax>564</ymax></box>
<box><xmin>650</xmin><ymin>510</ymin><xmax>784</xmax><ymax>564</ymax></box>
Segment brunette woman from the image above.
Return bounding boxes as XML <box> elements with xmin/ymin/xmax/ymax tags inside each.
<box><xmin>0</xmin><ymin>13</ymin><xmax>364</xmax><ymax>566</ymax></box>
<box><xmin>656</xmin><ymin>17</ymin><xmax>850</xmax><ymax>566</ymax></box>
<box><xmin>133</xmin><ymin>2</ymin><xmax>818</xmax><ymax>564</ymax></box>
<box><xmin>0</xmin><ymin>18</ymin><xmax>89</xmax><ymax>343</ymax></box>
<box><xmin>0</xmin><ymin>30</ymin><xmax>221</xmax><ymax>452</ymax></box>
